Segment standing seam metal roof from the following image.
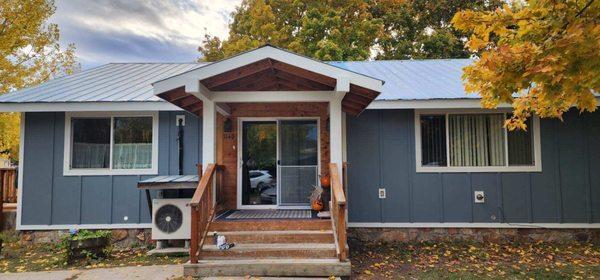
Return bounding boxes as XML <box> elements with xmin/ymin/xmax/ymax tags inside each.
<box><xmin>0</xmin><ymin>59</ymin><xmax>475</xmax><ymax>103</ymax></box>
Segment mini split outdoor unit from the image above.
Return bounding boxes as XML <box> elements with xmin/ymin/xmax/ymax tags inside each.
<box><xmin>151</xmin><ymin>199</ymin><xmax>191</xmax><ymax>240</ymax></box>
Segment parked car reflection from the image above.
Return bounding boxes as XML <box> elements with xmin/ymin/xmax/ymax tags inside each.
<box><xmin>249</xmin><ymin>170</ymin><xmax>277</xmax><ymax>204</ymax></box>
<box><xmin>249</xmin><ymin>170</ymin><xmax>274</xmax><ymax>189</ymax></box>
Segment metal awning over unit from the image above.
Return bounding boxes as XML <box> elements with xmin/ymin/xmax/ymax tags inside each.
<box><xmin>137</xmin><ymin>175</ymin><xmax>199</xmax><ymax>190</ymax></box>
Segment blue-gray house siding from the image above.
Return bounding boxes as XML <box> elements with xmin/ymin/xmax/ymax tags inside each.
<box><xmin>20</xmin><ymin>111</ymin><xmax>202</xmax><ymax>226</ymax></box>
<box><xmin>19</xmin><ymin>108</ymin><xmax>600</xmax><ymax>227</ymax></box>
<box><xmin>346</xmin><ymin>109</ymin><xmax>600</xmax><ymax>224</ymax></box>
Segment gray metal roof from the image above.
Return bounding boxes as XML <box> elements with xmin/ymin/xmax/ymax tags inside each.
<box><xmin>0</xmin><ymin>63</ymin><xmax>203</xmax><ymax>103</ymax></box>
<box><xmin>329</xmin><ymin>59</ymin><xmax>474</xmax><ymax>100</ymax></box>
<box><xmin>0</xmin><ymin>59</ymin><xmax>475</xmax><ymax>103</ymax></box>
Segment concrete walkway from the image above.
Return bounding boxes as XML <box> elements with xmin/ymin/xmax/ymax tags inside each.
<box><xmin>0</xmin><ymin>265</ymin><xmax>182</xmax><ymax>280</ymax></box>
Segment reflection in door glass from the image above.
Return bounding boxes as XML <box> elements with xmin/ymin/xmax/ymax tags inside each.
<box><xmin>242</xmin><ymin>122</ymin><xmax>277</xmax><ymax>205</ymax></box>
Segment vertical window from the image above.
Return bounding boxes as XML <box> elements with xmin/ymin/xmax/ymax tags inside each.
<box><xmin>71</xmin><ymin>118</ymin><xmax>111</xmax><ymax>169</ymax></box>
<box><xmin>113</xmin><ymin>117</ymin><xmax>153</xmax><ymax>169</ymax></box>
<box><xmin>420</xmin><ymin>115</ymin><xmax>447</xmax><ymax>166</ymax></box>
<box><xmin>507</xmin><ymin>117</ymin><xmax>534</xmax><ymax>166</ymax></box>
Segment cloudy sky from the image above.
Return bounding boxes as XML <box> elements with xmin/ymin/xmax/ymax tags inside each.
<box><xmin>51</xmin><ymin>0</ymin><xmax>242</xmax><ymax>69</ymax></box>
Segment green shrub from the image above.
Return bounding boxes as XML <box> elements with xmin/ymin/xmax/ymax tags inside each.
<box><xmin>59</xmin><ymin>230</ymin><xmax>113</xmax><ymax>264</ymax></box>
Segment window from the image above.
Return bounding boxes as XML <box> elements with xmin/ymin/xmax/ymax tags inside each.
<box><xmin>64</xmin><ymin>112</ymin><xmax>158</xmax><ymax>175</ymax></box>
<box><xmin>416</xmin><ymin>110</ymin><xmax>541</xmax><ymax>172</ymax></box>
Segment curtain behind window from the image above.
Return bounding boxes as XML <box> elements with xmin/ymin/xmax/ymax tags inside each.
<box><xmin>113</xmin><ymin>117</ymin><xmax>153</xmax><ymax>169</ymax></box>
<box><xmin>449</xmin><ymin>114</ymin><xmax>505</xmax><ymax>166</ymax></box>
<box><xmin>71</xmin><ymin>118</ymin><xmax>111</xmax><ymax>169</ymax></box>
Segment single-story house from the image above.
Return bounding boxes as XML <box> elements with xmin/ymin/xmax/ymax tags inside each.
<box><xmin>0</xmin><ymin>45</ymin><xmax>598</xmax><ymax>277</ymax></box>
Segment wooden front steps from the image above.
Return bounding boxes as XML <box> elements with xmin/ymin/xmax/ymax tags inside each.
<box><xmin>184</xmin><ymin>219</ymin><xmax>351</xmax><ymax>277</ymax></box>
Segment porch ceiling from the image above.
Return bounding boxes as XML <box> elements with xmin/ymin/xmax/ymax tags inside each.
<box><xmin>157</xmin><ymin>87</ymin><xmax>203</xmax><ymax>115</ymax></box>
<box><xmin>200</xmin><ymin>58</ymin><xmax>336</xmax><ymax>92</ymax></box>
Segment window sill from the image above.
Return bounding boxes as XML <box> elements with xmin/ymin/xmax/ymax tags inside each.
<box><xmin>63</xmin><ymin>168</ymin><xmax>158</xmax><ymax>176</ymax></box>
<box><xmin>416</xmin><ymin>165</ymin><xmax>542</xmax><ymax>173</ymax></box>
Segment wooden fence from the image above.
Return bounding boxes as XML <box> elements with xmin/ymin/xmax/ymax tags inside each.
<box><xmin>0</xmin><ymin>167</ymin><xmax>17</xmax><ymax>204</ymax></box>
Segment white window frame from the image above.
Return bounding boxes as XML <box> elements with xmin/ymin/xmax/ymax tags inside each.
<box><xmin>415</xmin><ymin>109</ymin><xmax>542</xmax><ymax>173</ymax></box>
<box><xmin>63</xmin><ymin>111</ymin><xmax>159</xmax><ymax>176</ymax></box>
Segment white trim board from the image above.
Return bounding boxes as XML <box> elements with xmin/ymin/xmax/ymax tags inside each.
<box><xmin>17</xmin><ymin>223</ymin><xmax>152</xmax><ymax>231</ymax></box>
<box><xmin>16</xmin><ymin>112</ymin><xmax>25</xmax><ymax>232</ymax></box>
<box><xmin>368</xmin><ymin>97</ymin><xmax>600</xmax><ymax>110</ymax></box>
<box><xmin>0</xmin><ymin>101</ymin><xmax>182</xmax><ymax>112</ymax></box>
<box><xmin>348</xmin><ymin>223</ymin><xmax>600</xmax><ymax>229</ymax></box>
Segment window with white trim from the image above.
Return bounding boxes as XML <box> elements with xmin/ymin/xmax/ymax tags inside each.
<box><xmin>64</xmin><ymin>112</ymin><xmax>158</xmax><ymax>176</ymax></box>
<box><xmin>416</xmin><ymin>111</ymin><xmax>541</xmax><ymax>172</ymax></box>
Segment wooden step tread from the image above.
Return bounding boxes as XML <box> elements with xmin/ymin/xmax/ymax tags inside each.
<box><xmin>206</xmin><ymin>230</ymin><xmax>335</xmax><ymax>244</ymax></box>
<box><xmin>208</xmin><ymin>230</ymin><xmax>333</xmax><ymax>235</ymax></box>
<box><xmin>202</xmin><ymin>243</ymin><xmax>335</xmax><ymax>251</ymax></box>
<box><xmin>210</xmin><ymin>219</ymin><xmax>331</xmax><ymax>231</ymax></box>
<box><xmin>183</xmin><ymin>258</ymin><xmax>351</xmax><ymax>277</ymax></box>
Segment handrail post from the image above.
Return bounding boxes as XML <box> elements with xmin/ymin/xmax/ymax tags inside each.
<box><xmin>329</xmin><ymin>163</ymin><xmax>348</xmax><ymax>261</ymax></box>
<box><xmin>190</xmin><ymin>206</ymin><xmax>199</xmax><ymax>263</ymax></box>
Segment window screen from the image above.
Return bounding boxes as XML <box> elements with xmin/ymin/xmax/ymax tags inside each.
<box><xmin>507</xmin><ymin>118</ymin><xmax>534</xmax><ymax>166</ymax></box>
<box><xmin>420</xmin><ymin>115</ymin><xmax>447</xmax><ymax>166</ymax></box>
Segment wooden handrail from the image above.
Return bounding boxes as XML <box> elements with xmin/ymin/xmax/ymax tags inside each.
<box><xmin>190</xmin><ymin>164</ymin><xmax>216</xmax><ymax>207</ymax></box>
<box><xmin>329</xmin><ymin>163</ymin><xmax>348</xmax><ymax>261</ymax></box>
<box><xmin>189</xmin><ymin>163</ymin><xmax>219</xmax><ymax>264</ymax></box>
<box><xmin>330</xmin><ymin>163</ymin><xmax>346</xmax><ymax>205</ymax></box>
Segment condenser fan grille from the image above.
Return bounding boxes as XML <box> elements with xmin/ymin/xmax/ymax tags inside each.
<box><xmin>154</xmin><ymin>204</ymin><xmax>183</xmax><ymax>233</ymax></box>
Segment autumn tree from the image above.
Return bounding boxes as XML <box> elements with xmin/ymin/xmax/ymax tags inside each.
<box><xmin>370</xmin><ymin>0</ymin><xmax>503</xmax><ymax>59</ymax></box>
<box><xmin>0</xmin><ymin>0</ymin><xmax>78</xmax><ymax>162</ymax></box>
<box><xmin>199</xmin><ymin>0</ymin><xmax>503</xmax><ymax>61</ymax></box>
<box><xmin>452</xmin><ymin>0</ymin><xmax>599</xmax><ymax>130</ymax></box>
<box><xmin>199</xmin><ymin>0</ymin><xmax>384</xmax><ymax>61</ymax></box>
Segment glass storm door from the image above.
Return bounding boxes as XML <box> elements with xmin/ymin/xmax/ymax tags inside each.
<box><xmin>278</xmin><ymin>120</ymin><xmax>319</xmax><ymax>206</ymax></box>
<box><xmin>241</xmin><ymin>121</ymin><xmax>277</xmax><ymax>206</ymax></box>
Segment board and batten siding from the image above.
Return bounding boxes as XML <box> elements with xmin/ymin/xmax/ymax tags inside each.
<box><xmin>346</xmin><ymin>109</ymin><xmax>600</xmax><ymax>225</ymax></box>
<box><xmin>20</xmin><ymin>111</ymin><xmax>202</xmax><ymax>227</ymax></box>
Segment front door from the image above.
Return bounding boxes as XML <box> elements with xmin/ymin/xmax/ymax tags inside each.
<box><xmin>239</xmin><ymin>119</ymin><xmax>319</xmax><ymax>208</ymax></box>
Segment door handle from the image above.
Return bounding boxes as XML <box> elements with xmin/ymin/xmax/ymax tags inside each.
<box><xmin>277</xmin><ymin>160</ymin><xmax>280</xmax><ymax>165</ymax></box>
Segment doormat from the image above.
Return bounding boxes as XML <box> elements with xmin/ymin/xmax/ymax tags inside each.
<box><xmin>224</xmin><ymin>210</ymin><xmax>312</xmax><ymax>220</ymax></box>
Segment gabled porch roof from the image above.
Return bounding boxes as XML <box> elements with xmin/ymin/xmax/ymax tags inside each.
<box><xmin>153</xmin><ymin>45</ymin><xmax>384</xmax><ymax>116</ymax></box>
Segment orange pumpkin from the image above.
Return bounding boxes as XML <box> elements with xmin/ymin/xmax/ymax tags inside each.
<box><xmin>311</xmin><ymin>200</ymin><xmax>324</xmax><ymax>211</ymax></box>
<box><xmin>320</xmin><ymin>175</ymin><xmax>330</xmax><ymax>188</ymax></box>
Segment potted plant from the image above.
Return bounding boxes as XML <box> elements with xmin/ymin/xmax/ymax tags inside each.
<box><xmin>61</xmin><ymin>229</ymin><xmax>112</xmax><ymax>263</ymax></box>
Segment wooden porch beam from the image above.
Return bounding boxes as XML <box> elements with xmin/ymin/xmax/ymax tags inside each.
<box><xmin>178</xmin><ymin>95</ymin><xmax>202</xmax><ymax>108</ymax></box>
<box><xmin>274</xmin><ymin>70</ymin><xmax>330</xmax><ymax>91</ymax></box>
<box><xmin>200</xmin><ymin>59</ymin><xmax>273</xmax><ymax>89</ymax></box>
<box><xmin>212</xmin><ymin>69</ymin><xmax>273</xmax><ymax>91</ymax></box>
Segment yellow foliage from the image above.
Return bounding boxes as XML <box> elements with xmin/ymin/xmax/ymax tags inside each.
<box><xmin>0</xmin><ymin>113</ymin><xmax>19</xmax><ymax>161</ymax></box>
<box><xmin>0</xmin><ymin>0</ymin><xmax>79</xmax><ymax>161</ymax></box>
<box><xmin>452</xmin><ymin>0</ymin><xmax>599</xmax><ymax>130</ymax></box>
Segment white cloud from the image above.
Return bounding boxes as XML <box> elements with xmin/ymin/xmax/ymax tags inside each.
<box><xmin>51</xmin><ymin>0</ymin><xmax>240</xmax><ymax>68</ymax></box>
